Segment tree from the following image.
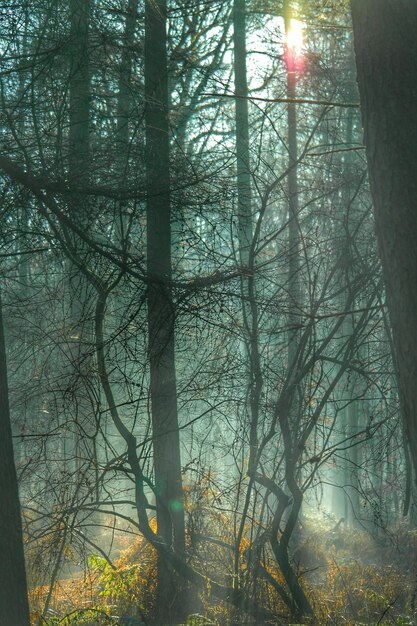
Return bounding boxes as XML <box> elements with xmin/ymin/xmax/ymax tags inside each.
<box><xmin>350</xmin><ymin>0</ymin><xmax>417</xmax><ymax>482</ymax></box>
<box><xmin>144</xmin><ymin>0</ymin><xmax>186</xmax><ymax>621</ymax></box>
<box><xmin>0</xmin><ymin>292</ymin><xmax>30</xmax><ymax>626</ymax></box>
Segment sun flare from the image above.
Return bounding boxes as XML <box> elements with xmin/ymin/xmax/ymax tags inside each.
<box><xmin>286</xmin><ymin>18</ymin><xmax>304</xmax><ymax>57</ymax></box>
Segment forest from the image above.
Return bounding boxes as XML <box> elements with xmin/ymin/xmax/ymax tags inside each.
<box><xmin>1</xmin><ymin>0</ymin><xmax>417</xmax><ymax>625</ymax></box>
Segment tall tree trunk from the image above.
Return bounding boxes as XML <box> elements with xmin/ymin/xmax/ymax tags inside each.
<box><xmin>346</xmin><ymin>374</ymin><xmax>360</xmax><ymax>523</ymax></box>
<box><xmin>0</xmin><ymin>292</ymin><xmax>31</xmax><ymax>626</ymax></box>
<box><xmin>69</xmin><ymin>0</ymin><xmax>90</xmax><ymax>190</ymax></box>
<box><xmin>339</xmin><ymin>100</ymin><xmax>361</xmax><ymax>526</ymax></box>
<box><xmin>144</xmin><ymin>1</ymin><xmax>186</xmax><ymax>622</ymax></box>
<box><xmin>234</xmin><ymin>0</ymin><xmax>253</xmax><ymax>269</ymax></box>
<box><xmin>68</xmin><ymin>0</ymin><xmax>99</xmax><ymax>525</ymax></box>
<box><xmin>116</xmin><ymin>0</ymin><xmax>138</xmax><ymax>166</ymax></box>
<box><xmin>350</xmin><ymin>0</ymin><xmax>417</xmax><ymax>481</ymax></box>
<box><xmin>115</xmin><ymin>0</ymin><xmax>138</xmax><ymax>245</ymax></box>
<box><xmin>284</xmin><ymin>0</ymin><xmax>302</xmax><ymax>378</ymax></box>
<box><xmin>283</xmin><ymin>3</ymin><xmax>304</xmax><ymax>516</ymax></box>
<box><xmin>232</xmin><ymin>0</ymin><xmax>263</xmax><ymax>615</ymax></box>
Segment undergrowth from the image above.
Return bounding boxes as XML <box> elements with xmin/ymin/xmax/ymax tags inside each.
<box><xmin>29</xmin><ymin>517</ymin><xmax>417</xmax><ymax>626</ymax></box>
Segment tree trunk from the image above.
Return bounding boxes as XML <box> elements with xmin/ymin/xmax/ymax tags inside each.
<box><xmin>69</xmin><ymin>0</ymin><xmax>90</xmax><ymax>189</ymax></box>
<box><xmin>68</xmin><ymin>0</ymin><xmax>100</xmax><ymax>532</ymax></box>
<box><xmin>144</xmin><ymin>1</ymin><xmax>186</xmax><ymax>622</ymax></box>
<box><xmin>284</xmin><ymin>0</ymin><xmax>302</xmax><ymax>375</ymax></box>
<box><xmin>115</xmin><ymin>0</ymin><xmax>138</xmax><ymax>245</ymax></box>
<box><xmin>350</xmin><ymin>0</ymin><xmax>417</xmax><ymax>481</ymax></box>
<box><xmin>0</xmin><ymin>292</ymin><xmax>31</xmax><ymax>626</ymax></box>
<box><xmin>234</xmin><ymin>0</ymin><xmax>253</xmax><ymax>268</ymax></box>
<box><xmin>232</xmin><ymin>0</ymin><xmax>264</xmax><ymax>614</ymax></box>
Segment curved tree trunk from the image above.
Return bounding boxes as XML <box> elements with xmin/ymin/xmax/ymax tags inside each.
<box><xmin>350</xmin><ymin>0</ymin><xmax>417</xmax><ymax>482</ymax></box>
<box><xmin>0</xmin><ymin>292</ymin><xmax>31</xmax><ymax>626</ymax></box>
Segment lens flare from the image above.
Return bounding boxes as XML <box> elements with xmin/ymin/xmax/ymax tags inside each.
<box><xmin>285</xmin><ymin>18</ymin><xmax>304</xmax><ymax>72</ymax></box>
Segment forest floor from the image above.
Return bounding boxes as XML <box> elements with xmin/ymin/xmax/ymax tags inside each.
<box><xmin>27</xmin><ymin>518</ymin><xmax>417</xmax><ymax>626</ymax></box>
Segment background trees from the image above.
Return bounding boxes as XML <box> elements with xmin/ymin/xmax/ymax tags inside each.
<box><xmin>0</xmin><ymin>0</ymin><xmax>414</xmax><ymax>624</ymax></box>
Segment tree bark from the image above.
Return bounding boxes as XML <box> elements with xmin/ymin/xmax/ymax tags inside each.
<box><xmin>67</xmin><ymin>0</ymin><xmax>100</xmax><ymax>513</ymax></box>
<box><xmin>234</xmin><ymin>0</ymin><xmax>253</xmax><ymax>267</ymax></box>
<box><xmin>115</xmin><ymin>0</ymin><xmax>138</xmax><ymax>245</ymax></box>
<box><xmin>0</xmin><ymin>292</ymin><xmax>31</xmax><ymax>626</ymax></box>
<box><xmin>144</xmin><ymin>1</ymin><xmax>186</xmax><ymax>622</ymax></box>
<box><xmin>350</xmin><ymin>0</ymin><xmax>417</xmax><ymax>481</ymax></box>
<box><xmin>284</xmin><ymin>0</ymin><xmax>302</xmax><ymax>372</ymax></box>
<box><xmin>69</xmin><ymin>0</ymin><xmax>90</xmax><ymax>189</ymax></box>
<box><xmin>232</xmin><ymin>0</ymin><xmax>264</xmax><ymax>614</ymax></box>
